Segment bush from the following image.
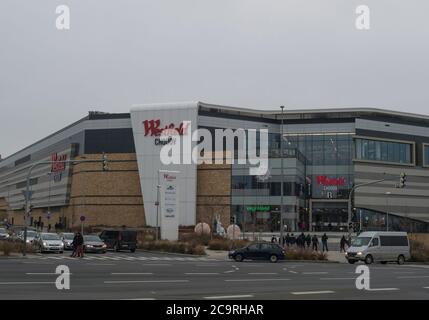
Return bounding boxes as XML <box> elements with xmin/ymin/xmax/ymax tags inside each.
<box><xmin>207</xmin><ymin>239</ymin><xmax>250</xmax><ymax>251</ymax></box>
<box><xmin>179</xmin><ymin>233</ymin><xmax>212</xmax><ymax>246</ymax></box>
<box><xmin>0</xmin><ymin>241</ymin><xmax>36</xmax><ymax>256</ymax></box>
<box><xmin>409</xmin><ymin>234</ymin><xmax>429</xmax><ymax>262</ymax></box>
<box><xmin>284</xmin><ymin>247</ymin><xmax>327</xmax><ymax>261</ymax></box>
<box><xmin>139</xmin><ymin>240</ymin><xmax>206</xmax><ymax>255</ymax></box>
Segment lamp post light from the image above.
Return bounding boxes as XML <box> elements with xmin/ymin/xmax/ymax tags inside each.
<box><xmin>279</xmin><ymin>105</ymin><xmax>285</xmax><ymax>245</ymax></box>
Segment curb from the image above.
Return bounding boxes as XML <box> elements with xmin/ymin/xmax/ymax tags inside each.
<box><xmin>137</xmin><ymin>249</ymin><xmax>207</xmax><ymax>258</ymax></box>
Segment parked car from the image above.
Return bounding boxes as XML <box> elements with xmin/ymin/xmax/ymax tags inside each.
<box><xmin>228</xmin><ymin>242</ymin><xmax>285</xmax><ymax>263</ymax></box>
<box><xmin>83</xmin><ymin>235</ymin><xmax>107</xmax><ymax>253</ymax></box>
<box><xmin>60</xmin><ymin>232</ymin><xmax>75</xmax><ymax>250</ymax></box>
<box><xmin>33</xmin><ymin>233</ymin><xmax>64</xmax><ymax>253</ymax></box>
<box><xmin>99</xmin><ymin>229</ymin><xmax>137</xmax><ymax>252</ymax></box>
<box><xmin>0</xmin><ymin>228</ymin><xmax>9</xmax><ymax>240</ymax></box>
<box><xmin>17</xmin><ymin>230</ymin><xmax>38</xmax><ymax>244</ymax></box>
<box><xmin>346</xmin><ymin>231</ymin><xmax>410</xmax><ymax>265</ymax></box>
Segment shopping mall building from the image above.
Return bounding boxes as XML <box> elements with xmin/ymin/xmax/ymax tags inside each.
<box><xmin>1</xmin><ymin>101</ymin><xmax>429</xmax><ymax>234</ymax></box>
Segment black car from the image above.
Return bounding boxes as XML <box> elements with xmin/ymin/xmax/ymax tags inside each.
<box><xmin>228</xmin><ymin>242</ymin><xmax>285</xmax><ymax>263</ymax></box>
<box><xmin>99</xmin><ymin>230</ymin><xmax>137</xmax><ymax>252</ymax></box>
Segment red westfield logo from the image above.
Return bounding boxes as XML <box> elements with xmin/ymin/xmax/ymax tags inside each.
<box><xmin>316</xmin><ymin>176</ymin><xmax>346</xmax><ymax>186</ymax></box>
<box><xmin>143</xmin><ymin>119</ymin><xmax>189</xmax><ymax>137</ymax></box>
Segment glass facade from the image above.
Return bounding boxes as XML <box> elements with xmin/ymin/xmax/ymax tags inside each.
<box><xmin>424</xmin><ymin>144</ymin><xmax>429</xmax><ymax>166</ymax></box>
<box><xmin>355</xmin><ymin>138</ymin><xmax>413</xmax><ymax>164</ymax></box>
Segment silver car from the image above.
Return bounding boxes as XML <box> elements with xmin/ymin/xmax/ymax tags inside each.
<box><xmin>18</xmin><ymin>230</ymin><xmax>37</xmax><ymax>244</ymax></box>
<box><xmin>60</xmin><ymin>232</ymin><xmax>75</xmax><ymax>250</ymax></box>
<box><xmin>0</xmin><ymin>228</ymin><xmax>9</xmax><ymax>240</ymax></box>
<box><xmin>83</xmin><ymin>235</ymin><xmax>107</xmax><ymax>253</ymax></box>
<box><xmin>34</xmin><ymin>233</ymin><xmax>64</xmax><ymax>253</ymax></box>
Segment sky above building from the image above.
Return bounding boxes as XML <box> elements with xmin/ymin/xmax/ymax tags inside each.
<box><xmin>1</xmin><ymin>0</ymin><xmax>428</xmax><ymax>157</ymax></box>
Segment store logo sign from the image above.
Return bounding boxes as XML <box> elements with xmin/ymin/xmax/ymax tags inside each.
<box><xmin>143</xmin><ymin>119</ymin><xmax>190</xmax><ymax>137</ymax></box>
<box><xmin>316</xmin><ymin>176</ymin><xmax>346</xmax><ymax>187</ymax></box>
<box><xmin>51</xmin><ymin>152</ymin><xmax>67</xmax><ymax>182</ymax></box>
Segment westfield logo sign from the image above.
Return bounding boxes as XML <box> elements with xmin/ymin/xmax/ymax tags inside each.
<box><xmin>143</xmin><ymin>119</ymin><xmax>189</xmax><ymax>137</ymax></box>
<box><xmin>316</xmin><ymin>175</ymin><xmax>346</xmax><ymax>186</ymax></box>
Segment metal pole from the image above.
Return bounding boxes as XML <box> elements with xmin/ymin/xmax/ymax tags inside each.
<box><xmin>280</xmin><ymin>106</ymin><xmax>285</xmax><ymax>245</ymax></box>
<box><xmin>156</xmin><ymin>170</ymin><xmax>161</xmax><ymax>241</ymax></box>
<box><xmin>47</xmin><ymin>172</ymin><xmax>52</xmax><ymax>225</ymax></box>
<box><xmin>385</xmin><ymin>191</ymin><xmax>391</xmax><ymax>231</ymax></box>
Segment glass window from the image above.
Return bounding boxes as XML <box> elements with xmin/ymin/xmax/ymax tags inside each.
<box><xmin>355</xmin><ymin>138</ymin><xmax>412</xmax><ymax>164</ymax></box>
<box><xmin>424</xmin><ymin>145</ymin><xmax>429</xmax><ymax>166</ymax></box>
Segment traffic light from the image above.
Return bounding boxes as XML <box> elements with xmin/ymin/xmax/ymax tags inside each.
<box><xmin>102</xmin><ymin>152</ymin><xmax>109</xmax><ymax>171</ymax></box>
<box><xmin>398</xmin><ymin>172</ymin><xmax>406</xmax><ymax>188</ymax></box>
<box><xmin>348</xmin><ymin>222</ymin><xmax>353</xmax><ymax>230</ymax></box>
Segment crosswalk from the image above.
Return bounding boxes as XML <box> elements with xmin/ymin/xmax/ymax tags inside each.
<box><xmin>29</xmin><ymin>253</ymin><xmax>218</xmax><ymax>262</ymax></box>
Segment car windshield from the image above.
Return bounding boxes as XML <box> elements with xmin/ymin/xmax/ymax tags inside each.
<box><xmin>63</xmin><ymin>233</ymin><xmax>74</xmax><ymax>240</ymax></box>
<box><xmin>41</xmin><ymin>233</ymin><xmax>60</xmax><ymax>240</ymax></box>
<box><xmin>27</xmin><ymin>231</ymin><xmax>37</xmax><ymax>237</ymax></box>
<box><xmin>84</xmin><ymin>235</ymin><xmax>102</xmax><ymax>242</ymax></box>
<box><xmin>0</xmin><ymin>228</ymin><xmax>7</xmax><ymax>233</ymax></box>
<box><xmin>351</xmin><ymin>237</ymin><xmax>371</xmax><ymax>247</ymax></box>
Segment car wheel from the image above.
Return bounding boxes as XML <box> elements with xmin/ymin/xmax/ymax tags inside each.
<box><xmin>59</xmin><ymin>251</ymin><xmax>63</xmax><ymax>254</ymax></box>
<box><xmin>397</xmin><ymin>255</ymin><xmax>405</xmax><ymax>265</ymax></box>
<box><xmin>364</xmin><ymin>254</ymin><xmax>374</xmax><ymax>265</ymax></box>
<box><xmin>234</xmin><ymin>254</ymin><xmax>243</xmax><ymax>262</ymax></box>
<box><xmin>380</xmin><ymin>261</ymin><xmax>387</xmax><ymax>264</ymax></box>
<box><xmin>269</xmin><ymin>255</ymin><xmax>278</xmax><ymax>263</ymax></box>
<box><xmin>347</xmin><ymin>259</ymin><xmax>356</xmax><ymax>264</ymax></box>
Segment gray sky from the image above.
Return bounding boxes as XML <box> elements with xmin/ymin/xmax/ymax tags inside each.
<box><xmin>1</xmin><ymin>0</ymin><xmax>429</xmax><ymax>157</ymax></box>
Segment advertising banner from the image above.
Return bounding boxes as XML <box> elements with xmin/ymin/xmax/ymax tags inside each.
<box><xmin>159</xmin><ymin>170</ymin><xmax>180</xmax><ymax>240</ymax></box>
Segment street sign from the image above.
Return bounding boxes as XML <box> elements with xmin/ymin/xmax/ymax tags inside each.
<box><xmin>21</xmin><ymin>190</ymin><xmax>33</xmax><ymax>201</ymax></box>
<box><xmin>47</xmin><ymin>212</ymin><xmax>51</xmax><ymax>220</ymax></box>
<box><xmin>80</xmin><ymin>215</ymin><xmax>85</xmax><ymax>222</ymax></box>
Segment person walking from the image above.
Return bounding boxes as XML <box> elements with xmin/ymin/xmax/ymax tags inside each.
<box><xmin>306</xmin><ymin>234</ymin><xmax>311</xmax><ymax>248</ymax></box>
<box><xmin>340</xmin><ymin>235</ymin><xmax>347</xmax><ymax>252</ymax></box>
<box><xmin>47</xmin><ymin>224</ymin><xmax>51</xmax><ymax>233</ymax></box>
<box><xmin>271</xmin><ymin>235</ymin><xmax>277</xmax><ymax>243</ymax></box>
<box><xmin>312</xmin><ymin>234</ymin><xmax>319</xmax><ymax>251</ymax></box>
<box><xmin>76</xmin><ymin>232</ymin><xmax>84</xmax><ymax>258</ymax></box>
<box><xmin>285</xmin><ymin>233</ymin><xmax>290</xmax><ymax>247</ymax></box>
<box><xmin>70</xmin><ymin>233</ymin><xmax>78</xmax><ymax>257</ymax></box>
<box><xmin>290</xmin><ymin>233</ymin><xmax>296</xmax><ymax>246</ymax></box>
<box><xmin>322</xmin><ymin>233</ymin><xmax>329</xmax><ymax>252</ymax></box>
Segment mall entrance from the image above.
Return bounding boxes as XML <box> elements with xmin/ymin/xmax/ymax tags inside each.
<box><xmin>309</xmin><ymin>200</ymin><xmax>348</xmax><ymax>232</ymax></box>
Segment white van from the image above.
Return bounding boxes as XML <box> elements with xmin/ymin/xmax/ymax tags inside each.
<box><xmin>345</xmin><ymin>231</ymin><xmax>410</xmax><ymax>265</ymax></box>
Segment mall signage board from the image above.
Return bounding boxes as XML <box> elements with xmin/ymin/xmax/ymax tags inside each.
<box><xmin>159</xmin><ymin>170</ymin><xmax>180</xmax><ymax>241</ymax></box>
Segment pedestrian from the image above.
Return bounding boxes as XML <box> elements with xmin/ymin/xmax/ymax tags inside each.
<box><xmin>76</xmin><ymin>232</ymin><xmax>84</xmax><ymax>258</ymax></box>
<box><xmin>312</xmin><ymin>234</ymin><xmax>318</xmax><ymax>251</ymax></box>
<box><xmin>40</xmin><ymin>221</ymin><xmax>44</xmax><ymax>231</ymax></box>
<box><xmin>271</xmin><ymin>235</ymin><xmax>277</xmax><ymax>243</ymax></box>
<box><xmin>300</xmin><ymin>232</ymin><xmax>306</xmax><ymax>248</ymax></box>
<box><xmin>48</xmin><ymin>224</ymin><xmax>51</xmax><ymax>233</ymax></box>
<box><xmin>340</xmin><ymin>235</ymin><xmax>347</xmax><ymax>252</ymax></box>
<box><xmin>322</xmin><ymin>233</ymin><xmax>329</xmax><ymax>252</ymax></box>
<box><xmin>70</xmin><ymin>233</ymin><xmax>78</xmax><ymax>257</ymax></box>
<box><xmin>285</xmin><ymin>233</ymin><xmax>290</xmax><ymax>247</ymax></box>
<box><xmin>290</xmin><ymin>233</ymin><xmax>296</xmax><ymax>246</ymax></box>
<box><xmin>306</xmin><ymin>234</ymin><xmax>311</xmax><ymax>248</ymax></box>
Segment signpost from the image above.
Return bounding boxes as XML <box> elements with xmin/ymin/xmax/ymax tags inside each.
<box><xmin>80</xmin><ymin>215</ymin><xmax>85</xmax><ymax>235</ymax></box>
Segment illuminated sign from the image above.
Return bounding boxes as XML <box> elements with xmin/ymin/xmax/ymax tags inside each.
<box><xmin>51</xmin><ymin>153</ymin><xmax>67</xmax><ymax>182</ymax></box>
<box><xmin>246</xmin><ymin>205</ymin><xmax>271</xmax><ymax>212</ymax></box>
<box><xmin>316</xmin><ymin>176</ymin><xmax>346</xmax><ymax>187</ymax></box>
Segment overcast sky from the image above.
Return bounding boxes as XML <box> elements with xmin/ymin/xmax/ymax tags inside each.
<box><xmin>1</xmin><ymin>0</ymin><xmax>429</xmax><ymax>157</ymax></box>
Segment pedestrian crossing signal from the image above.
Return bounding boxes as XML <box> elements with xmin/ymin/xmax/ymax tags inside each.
<box><xmin>398</xmin><ymin>172</ymin><xmax>406</xmax><ymax>188</ymax></box>
<box><xmin>102</xmin><ymin>153</ymin><xmax>109</xmax><ymax>171</ymax></box>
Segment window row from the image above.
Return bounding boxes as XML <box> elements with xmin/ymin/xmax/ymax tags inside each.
<box><xmin>355</xmin><ymin>138</ymin><xmax>413</xmax><ymax>164</ymax></box>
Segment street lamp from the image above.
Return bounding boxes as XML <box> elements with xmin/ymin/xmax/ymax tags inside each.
<box><xmin>385</xmin><ymin>191</ymin><xmax>391</xmax><ymax>231</ymax></box>
<box><xmin>156</xmin><ymin>184</ymin><xmax>161</xmax><ymax>241</ymax></box>
<box><xmin>279</xmin><ymin>105</ymin><xmax>285</xmax><ymax>245</ymax></box>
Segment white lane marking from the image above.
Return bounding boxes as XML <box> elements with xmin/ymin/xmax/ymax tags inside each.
<box><xmin>225</xmin><ymin>278</ymin><xmax>291</xmax><ymax>282</ymax></box>
<box><xmin>392</xmin><ymin>272</ymin><xmax>415</xmax><ymax>274</ymax></box>
<box><xmin>105</xmin><ymin>280</ymin><xmax>189</xmax><ymax>284</ymax></box>
<box><xmin>320</xmin><ymin>278</ymin><xmax>355</xmax><ymax>280</ymax></box>
<box><xmin>185</xmin><ymin>273</ymin><xmax>220</xmax><ymax>275</ymax></box>
<box><xmin>396</xmin><ymin>276</ymin><xmax>429</xmax><ymax>279</ymax></box>
<box><xmin>121</xmin><ymin>298</ymin><xmax>156</xmax><ymax>300</ymax></box>
<box><xmin>87</xmin><ymin>263</ymin><xmax>116</xmax><ymax>266</ymax></box>
<box><xmin>195</xmin><ymin>264</ymin><xmax>220</xmax><ymax>267</ymax></box>
<box><xmin>368</xmin><ymin>288</ymin><xmax>399</xmax><ymax>291</ymax></box>
<box><xmin>204</xmin><ymin>294</ymin><xmax>254</xmax><ymax>299</ymax></box>
<box><xmin>302</xmin><ymin>272</ymin><xmax>328</xmax><ymax>275</ymax></box>
<box><xmin>424</xmin><ymin>287</ymin><xmax>429</xmax><ymax>289</ymax></box>
<box><xmin>22</xmin><ymin>262</ymin><xmax>54</xmax><ymax>265</ymax></box>
<box><xmin>224</xmin><ymin>270</ymin><xmax>235</xmax><ymax>274</ymax></box>
<box><xmin>289</xmin><ymin>271</ymin><xmax>298</xmax><ymax>274</ymax></box>
<box><xmin>143</xmin><ymin>264</ymin><xmax>171</xmax><ymax>266</ymax></box>
<box><xmin>111</xmin><ymin>273</ymin><xmax>153</xmax><ymax>275</ymax></box>
<box><xmin>248</xmin><ymin>273</ymin><xmax>278</xmax><ymax>275</ymax></box>
<box><xmin>0</xmin><ymin>281</ymin><xmax>55</xmax><ymax>285</ymax></box>
<box><xmin>26</xmin><ymin>273</ymin><xmax>72</xmax><ymax>275</ymax></box>
<box><xmin>291</xmin><ymin>290</ymin><xmax>335</xmax><ymax>295</ymax></box>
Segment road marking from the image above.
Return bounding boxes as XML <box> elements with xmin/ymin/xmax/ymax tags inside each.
<box><xmin>121</xmin><ymin>298</ymin><xmax>156</xmax><ymax>300</ymax></box>
<box><xmin>302</xmin><ymin>272</ymin><xmax>328</xmax><ymax>275</ymax></box>
<box><xmin>291</xmin><ymin>290</ymin><xmax>335</xmax><ymax>295</ymax></box>
<box><xmin>368</xmin><ymin>288</ymin><xmax>399</xmax><ymax>291</ymax></box>
<box><xmin>392</xmin><ymin>272</ymin><xmax>415</xmax><ymax>274</ymax></box>
<box><xmin>185</xmin><ymin>273</ymin><xmax>219</xmax><ymax>275</ymax></box>
<box><xmin>248</xmin><ymin>273</ymin><xmax>278</xmax><ymax>275</ymax></box>
<box><xmin>204</xmin><ymin>294</ymin><xmax>254</xmax><ymax>299</ymax></box>
<box><xmin>224</xmin><ymin>270</ymin><xmax>235</xmax><ymax>274</ymax></box>
<box><xmin>396</xmin><ymin>276</ymin><xmax>429</xmax><ymax>279</ymax></box>
<box><xmin>320</xmin><ymin>277</ymin><xmax>355</xmax><ymax>280</ymax></box>
<box><xmin>104</xmin><ymin>280</ymin><xmax>189</xmax><ymax>284</ymax></box>
<box><xmin>0</xmin><ymin>281</ymin><xmax>55</xmax><ymax>285</ymax></box>
<box><xmin>25</xmin><ymin>273</ymin><xmax>72</xmax><ymax>275</ymax></box>
<box><xmin>111</xmin><ymin>273</ymin><xmax>153</xmax><ymax>275</ymax></box>
<box><xmin>87</xmin><ymin>263</ymin><xmax>116</xmax><ymax>266</ymax></box>
<box><xmin>225</xmin><ymin>278</ymin><xmax>291</xmax><ymax>282</ymax></box>
<box><xmin>142</xmin><ymin>264</ymin><xmax>171</xmax><ymax>266</ymax></box>
<box><xmin>289</xmin><ymin>271</ymin><xmax>298</xmax><ymax>274</ymax></box>
<box><xmin>424</xmin><ymin>287</ymin><xmax>429</xmax><ymax>289</ymax></box>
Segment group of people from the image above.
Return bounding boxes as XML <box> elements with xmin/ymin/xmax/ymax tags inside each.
<box><xmin>33</xmin><ymin>221</ymin><xmax>64</xmax><ymax>233</ymax></box>
<box><xmin>271</xmin><ymin>232</ymin><xmax>350</xmax><ymax>253</ymax></box>
<box><xmin>70</xmin><ymin>232</ymin><xmax>84</xmax><ymax>258</ymax></box>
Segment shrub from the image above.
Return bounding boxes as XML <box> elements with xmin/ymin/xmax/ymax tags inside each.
<box><xmin>0</xmin><ymin>241</ymin><xmax>36</xmax><ymax>256</ymax></box>
<box><xmin>139</xmin><ymin>240</ymin><xmax>206</xmax><ymax>255</ymax></box>
<box><xmin>207</xmin><ymin>238</ymin><xmax>250</xmax><ymax>251</ymax></box>
<box><xmin>409</xmin><ymin>234</ymin><xmax>429</xmax><ymax>262</ymax></box>
<box><xmin>284</xmin><ymin>247</ymin><xmax>327</xmax><ymax>261</ymax></box>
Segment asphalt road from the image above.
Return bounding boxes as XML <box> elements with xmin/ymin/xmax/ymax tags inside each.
<box><xmin>0</xmin><ymin>251</ymin><xmax>428</xmax><ymax>300</ymax></box>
